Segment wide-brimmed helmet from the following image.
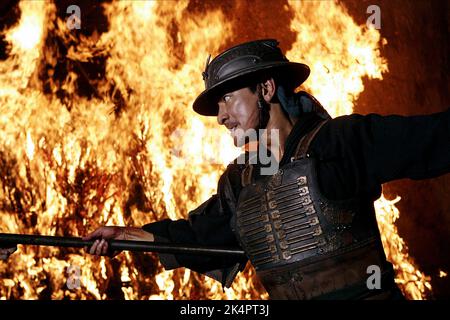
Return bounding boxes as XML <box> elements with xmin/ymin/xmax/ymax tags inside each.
<box><xmin>193</xmin><ymin>39</ymin><xmax>310</xmax><ymax>116</ymax></box>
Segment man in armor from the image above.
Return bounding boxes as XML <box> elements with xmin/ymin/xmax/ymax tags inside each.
<box><xmin>82</xmin><ymin>39</ymin><xmax>449</xmax><ymax>299</ymax></box>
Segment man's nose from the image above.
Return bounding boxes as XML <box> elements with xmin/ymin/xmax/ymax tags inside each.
<box><xmin>217</xmin><ymin>103</ymin><xmax>228</xmax><ymax>125</ymax></box>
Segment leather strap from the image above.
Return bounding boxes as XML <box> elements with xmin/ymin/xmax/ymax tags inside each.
<box><xmin>292</xmin><ymin>120</ymin><xmax>328</xmax><ymax>161</ymax></box>
<box><xmin>241</xmin><ymin>162</ymin><xmax>254</xmax><ymax>187</ymax></box>
<box><xmin>241</xmin><ymin>119</ymin><xmax>329</xmax><ymax>186</ymax></box>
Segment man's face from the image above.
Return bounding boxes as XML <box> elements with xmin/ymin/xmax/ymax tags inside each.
<box><xmin>217</xmin><ymin>87</ymin><xmax>259</xmax><ymax>147</ymax></box>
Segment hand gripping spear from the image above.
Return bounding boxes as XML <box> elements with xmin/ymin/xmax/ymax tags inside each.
<box><xmin>0</xmin><ymin>233</ymin><xmax>246</xmax><ymax>258</ymax></box>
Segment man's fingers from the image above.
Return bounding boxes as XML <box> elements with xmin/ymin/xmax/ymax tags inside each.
<box><xmin>94</xmin><ymin>239</ymin><xmax>108</xmax><ymax>256</ymax></box>
<box><xmin>95</xmin><ymin>240</ymin><xmax>103</xmax><ymax>256</ymax></box>
<box><xmin>101</xmin><ymin>240</ymin><xmax>109</xmax><ymax>255</ymax></box>
<box><xmin>83</xmin><ymin>227</ymin><xmax>115</xmax><ymax>256</ymax></box>
<box><xmin>83</xmin><ymin>228</ymin><xmax>103</xmax><ymax>241</ymax></box>
<box><xmin>89</xmin><ymin>240</ymin><xmax>100</xmax><ymax>255</ymax></box>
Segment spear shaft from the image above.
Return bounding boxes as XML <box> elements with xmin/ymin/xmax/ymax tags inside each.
<box><xmin>0</xmin><ymin>233</ymin><xmax>246</xmax><ymax>258</ymax></box>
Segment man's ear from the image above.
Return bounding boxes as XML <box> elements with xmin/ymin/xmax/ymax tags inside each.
<box><xmin>260</xmin><ymin>78</ymin><xmax>276</xmax><ymax>103</ymax></box>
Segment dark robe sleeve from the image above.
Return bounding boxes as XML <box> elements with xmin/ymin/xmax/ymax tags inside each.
<box><xmin>355</xmin><ymin>109</ymin><xmax>449</xmax><ymax>183</ymax></box>
<box><xmin>312</xmin><ymin>110</ymin><xmax>450</xmax><ymax>200</ymax></box>
<box><xmin>142</xmin><ymin>162</ymin><xmax>247</xmax><ymax>287</ymax></box>
<box><xmin>321</xmin><ymin>108</ymin><xmax>450</xmax><ymax>197</ymax></box>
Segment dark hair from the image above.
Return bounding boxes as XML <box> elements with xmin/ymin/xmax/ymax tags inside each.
<box><xmin>247</xmin><ymin>73</ymin><xmax>296</xmax><ymax>121</ymax></box>
<box><xmin>248</xmin><ymin>83</ymin><xmax>258</xmax><ymax>94</ymax></box>
<box><xmin>212</xmin><ymin>71</ymin><xmax>294</xmax><ymax>104</ymax></box>
<box><xmin>247</xmin><ymin>73</ymin><xmax>295</xmax><ymax>97</ymax></box>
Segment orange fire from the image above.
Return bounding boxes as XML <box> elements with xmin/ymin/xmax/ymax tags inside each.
<box><xmin>0</xmin><ymin>0</ymin><xmax>431</xmax><ymax>299</ymax></box>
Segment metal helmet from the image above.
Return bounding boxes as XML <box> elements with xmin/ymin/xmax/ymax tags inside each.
<box><xmin>192</xmin><ymin>39</ymin><xmax>310</xmax><ymax>116</ymax></box>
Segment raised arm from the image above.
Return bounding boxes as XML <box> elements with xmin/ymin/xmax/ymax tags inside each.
<box><xmin>325</xmin><ymin>109</ymin><xmax>450</xmax><ymax>189</ymax></box>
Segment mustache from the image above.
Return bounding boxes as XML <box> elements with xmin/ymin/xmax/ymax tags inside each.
<box><xmin>224</xmin><ymin>122</ymin><xmax>239</xmax><ymax>130</ymax></box>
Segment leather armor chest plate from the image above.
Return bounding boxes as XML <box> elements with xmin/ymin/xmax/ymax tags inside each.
<box><xmin>235</xmin><ymin>156</ymin><xmax>380</xmax><ymax>271</ymax></box>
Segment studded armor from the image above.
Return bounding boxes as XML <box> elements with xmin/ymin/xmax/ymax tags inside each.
<box><xmin>234</xmin><ymin>121</ymin><xmax>394</xmax><ymax>299</ymax></box>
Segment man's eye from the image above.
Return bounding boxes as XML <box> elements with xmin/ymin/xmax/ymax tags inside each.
<box><xmin>223</xmin><ymin>95</ymin><xmax>231</xmax><ymax>102</ymax></box>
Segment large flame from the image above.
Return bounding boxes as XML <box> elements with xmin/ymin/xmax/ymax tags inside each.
<box><xmin>0</xmin><ymin>0</ymin><xmax>431</xmax><ymax>299</ymax></box>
